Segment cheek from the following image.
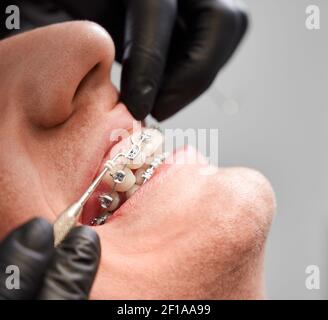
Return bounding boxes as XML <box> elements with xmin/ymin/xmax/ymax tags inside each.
<box><xmin>94</xmin><ymin>166</ymin><xmax>240</xmax><ymax>299</ymax></box>
<box><xmin>102</xmin><ymin>165</ymin><xmax>274</xmax><ymax>267</ymax></box>
<box><xmin>24</xmin><ymin>101</ymin><xmax>132</xmax><ymax>214</ymax></box>
<box><xmin>93</xmin><ymin>162</ymin><xmax>274</xmax><ymax>298</ymax></box>
<box><xmin>27</xmin><ymin>109</ymin><xmax>102</xmax><ymax>206</ymax></box>
<box><xmin>103</xmin><ymin>163</ymin><xmax>213</xmax><ymax>253</ymax></box>
<box><xmin>0</xmin><ymin>144</ymin><xmax>54</xmax><ymax>238</ymax></box>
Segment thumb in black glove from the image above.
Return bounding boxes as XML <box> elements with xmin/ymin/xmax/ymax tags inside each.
<box><xmin>0</xmin><ymin>218</ymin><xmax>100</xmax><ymax>300</ymax></box>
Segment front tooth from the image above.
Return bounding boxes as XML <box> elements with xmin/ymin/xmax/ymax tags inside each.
<box><xmin>141</xmin><ymin>129</ymin><xmax>164</xmax><ymax>156</ymax></box>
<box><xmin>109</xmin><ymin>137</ymin><xmax>130</xmax><ymax>163</ymax></box>
<box><xmin>132</xmin><ymin>128</ymin><xmax>164</xmax><ymax>156</ymax></box>
<box><xmin>126</xmin><ymin>184</ymin><xmax>140</xmax><ymax>199</ymax></box>
<box><xmin>126</xmin><ymin>151</ymin><xmax>146</xmax><ymax>169</ymax></box>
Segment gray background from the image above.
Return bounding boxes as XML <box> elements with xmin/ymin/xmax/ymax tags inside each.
<box><xmin>113</xmin><ymin>0</ymin><xmax>327</xmax><ymax>299</ymax></box>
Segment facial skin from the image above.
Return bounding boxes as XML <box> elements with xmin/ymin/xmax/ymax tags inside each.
<box><xmin>0</xmin><ymin>21</ymin><xmax>275</xmax><ymax>299</ymax></box>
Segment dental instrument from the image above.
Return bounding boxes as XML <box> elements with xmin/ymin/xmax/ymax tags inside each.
<box><xmin>53</xmin><ymin>163</ymin><xmax>110</xmax><ymax>246</ymax></box>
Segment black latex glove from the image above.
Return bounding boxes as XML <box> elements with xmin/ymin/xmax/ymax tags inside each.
<box><xmin>0</xmin><ymin>218</ymin><xmax>100</xmax><ymax>300</ymax></box>
<box><xmin>1</xmin><ymin>0</ymin><xmax>248</xmax><ymax>120</ymax></box>
<box><xmin>106</xmin><ymin>0</ymin><xmax>248</xmax><ymax>120</ymax></box>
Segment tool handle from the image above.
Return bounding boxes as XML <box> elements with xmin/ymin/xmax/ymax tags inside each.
<box><xmin>53</xmin><ymin>202</ymin><xmax>82</xmax><ymax>246</ymax></box>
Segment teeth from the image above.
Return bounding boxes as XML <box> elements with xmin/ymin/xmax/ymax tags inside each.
<box><xmin>115</xmin><ymin>167</ymin><xmax>136</xmax><ymax>192</ymax></box>
<box><xmin>135</xmin><ymin>168</ymin><xmax>146</xmax><ymax>185</ymax></box>
<box><xmin>103</xmin><ymin>169</ymin><xmax>120</xmax><ymax>188</ymax></box>
<box><xmin>108</xmin><ymin>192</ymin><xmax>120</xmax><ymax>211</ymax></box>
<box><xmin>94</xmin><ymin>128</ymin><xmax>166</xmax><ymax>225</ymax></box>
<box><xmin>91</xmin><ymin>212</ymin><xmax>109</xmax><ymax>226</ymax></box>
<box><xmin>99</xmin><ymin>194</ymin><xmax>113</xmax><ymax>209</ymax></box>
<box><xmin>142</xmin><ymin>168</ymin><xmax>153</xmax><ymax>182</ymax></box>
<box><xmin>126</xmin><ymin>151</ymin><xmax>146</xmax><ymax>169</ymax></box>
<box><xmin>143</xmin><ymin>155</ymin><xmax>154</xmax><ymax>168</ymax></box>
<box><xmin>99</xmin><ymin>191</ymin><xmax>120</xmax><ymax>211</ymax></box>
<box><xmin>91</xmin><ymin>209</ymin><xmax>118</xmax><ymax>226</ymax></box>
<box><xmin>112</xmin><ymin>170</ymin><xmax>126</xmax><ymax>184</ymax></box>
<box><xmin>138</xmin><ymin>128</ymin><xmax>164</xmax><ymax>157</ymax></box>
<box><xmin>144</xmin><ymin>129</ymin><xmax>164</xmax><ymax>156</ymax></box>
<box><xmin>103</xmin><ymin>167</ymin><xmax>136</xmax><ymax>192</ymax></box>
<box><xmin>126</xmin><ymin>184</ymin><xmax>140</xmax><ymax>199</ymax></box>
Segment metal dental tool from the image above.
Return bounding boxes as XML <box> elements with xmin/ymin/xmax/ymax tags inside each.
<box><xmin>53</xmin><ymin>130</ymin><xmax>153</xmax><ymax>246</ymax></box>
<box><xmin>53</xmin><ymin>164</ymin><xmax>110</xmax><ymax>247</ymax></box>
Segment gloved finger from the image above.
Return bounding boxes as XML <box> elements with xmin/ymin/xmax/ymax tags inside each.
<box><xmin>38</xmin><ymin>226</ymin><xmax>101</xmax><ymax>300</ymax></box>
<box><xmin>151</xmin><ymin>0</ymin><xmax>248</xmax><ymax>121</ymax></box>
<box><xmin>0</xmin><ymin>218</ymin><xmax>54</xmax><ymax>300</ymax></box>
<box><xmin>120</xmin><ymin>0</ymin><xmax>177</xmax><ymax>120</ymax></box>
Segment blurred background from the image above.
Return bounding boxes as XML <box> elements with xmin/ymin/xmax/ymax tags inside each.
<box><xmin>114</xmin><ymin>0</ymin><xmax>328</xmax><ymax>299</ymax></box>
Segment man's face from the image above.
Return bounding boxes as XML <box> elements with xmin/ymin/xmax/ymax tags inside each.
<box><xmin>0</xmin><ymin>21</ymin><xmax>275</xmax><ymax>299</ymax></box>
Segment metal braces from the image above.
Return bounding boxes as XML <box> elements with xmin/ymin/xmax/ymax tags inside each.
<box><xmin>90</xmin><ymin>129</ymin><xmax>166</xmax><ymax>226</ymax></box>
<box><xmin>141</xmin><ymin>153</ymin><xmax>168</xmax><ymax>183</ymax></box>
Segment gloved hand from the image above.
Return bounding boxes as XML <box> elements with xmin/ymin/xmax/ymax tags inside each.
<box><xmin>1</xmin><ymin>0</ymin><xmax>248</xmax><ymax>120</ymax></box>
<box><xmin>107</xmin><ymin>0</ymin><xmax>248</xmax><ymax>120</ymax></box>
<box><xmin>0</xmin><ymin>218</ymin><xmax>100</xmax><ymax>300</ymax></box>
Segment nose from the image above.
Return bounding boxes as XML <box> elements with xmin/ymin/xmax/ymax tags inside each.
<box><xmin>3</xmin><ymin>21</ymin><xmax>116</xmax><ymax>127</ymax></box>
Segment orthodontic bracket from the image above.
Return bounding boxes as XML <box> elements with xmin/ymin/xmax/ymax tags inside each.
<box><xmin>99</xmin><ymin>194</ymin><xmax>114</xmax><ymax>209</ymax></box>
<box><xmin>142</xmin><ymin>153</ymin><xmax>168</xmax><ymax>183</ymax></box>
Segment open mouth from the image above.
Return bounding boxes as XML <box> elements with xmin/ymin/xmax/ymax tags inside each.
<box><xmin>80</xmin><ymin>127</ymin><xmax>167</xmax><ymax>226</ymax></box>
